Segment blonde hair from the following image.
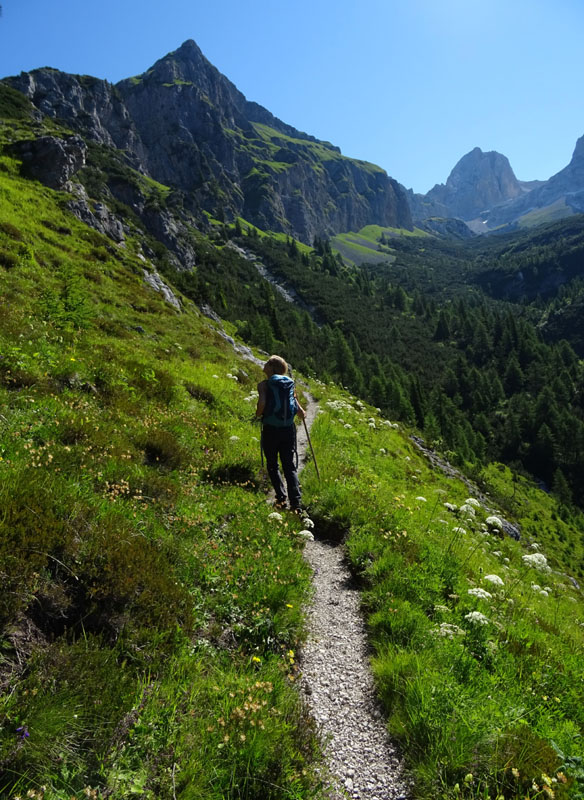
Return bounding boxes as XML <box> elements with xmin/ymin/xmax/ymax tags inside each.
<box><xmin>263</xmin><ymin>355</ymin><xmax>288</xmax><ymax>375</ymax></box>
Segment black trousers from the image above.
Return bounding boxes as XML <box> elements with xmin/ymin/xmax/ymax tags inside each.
<box><xmin>261</xmin><ymin>424</ymin><xmax>301</xmax><ymax>507</ymax></box>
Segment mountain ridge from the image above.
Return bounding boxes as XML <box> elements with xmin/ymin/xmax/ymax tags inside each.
<box><xmin>408</xmin><ymin>138</ymin><xmax>584</xmax><ymax>233</ymax></box>
<box><xmin>4</xmin><ymin>39</ymin><xmax>412</xmax><ymax>244</ymax></box>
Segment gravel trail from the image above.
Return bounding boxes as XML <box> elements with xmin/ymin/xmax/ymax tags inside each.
<box><xmin>296</xmin><ymin>396</ymin><xmax>410</xmax><ymax>800</ymax></box>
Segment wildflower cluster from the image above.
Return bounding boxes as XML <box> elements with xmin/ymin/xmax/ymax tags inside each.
<box><xmin>210</xmin><ymin>680</ymin><xmax>275</xmax><ymax>745</ymax></box>
<box><xmin>522</xmin><ymin>552</ymin><xmax>551</xmax><ymax>573</ymax></box>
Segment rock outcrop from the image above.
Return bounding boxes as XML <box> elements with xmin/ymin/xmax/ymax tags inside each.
<box><xmin>4</xmin><ymin>40</ymin><xmax>412</xmax><ymax>244</ymax></box>
<box><xmin>7</xmin><ymin>134</ymin><xmax>87</xmax><ymax>189</ymax></box>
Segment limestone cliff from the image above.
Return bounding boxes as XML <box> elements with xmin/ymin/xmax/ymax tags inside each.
<box><xmin>5</xmin><ymin>40</ymin><xmax>411</xmax><ymax>244</ymax></box>
<box><xmin>409</xmin><ymin>147</ymin><xmax>524</xmax><ymax>223</ymax></box>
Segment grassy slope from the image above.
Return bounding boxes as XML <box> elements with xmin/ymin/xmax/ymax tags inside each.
<box><xmin>0</xmin><ymin>152</ymin><xmax>319</xmax><ymax>799</ymax></box>
<box><xmin>304</xmin><ymin>395</ymin><xmax>584</xmax><ymax>799</ymax></box>
<box><xmin>330</xmin><ymin>224</ymin><xmax>428</xmax><ymax>266</ymax></box>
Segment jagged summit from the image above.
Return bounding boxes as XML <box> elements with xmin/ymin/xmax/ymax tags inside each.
<box><xmin>3</xmin><ymin>41</ymin><xmax>412</xmax><ymax>243</ymax></box>
<box><xmin>122</xmin><ymin>38</ymin><xmax>221</xmax><ymax>90</ymax></box>
<box><xmin>426</xmin><ymin>147</ymin><xmax>523</xmax><ymax>220</ymax></box>
<box><xmin>408</xmin><ymin>136</ymin><xmax>584</xmax><ymax>233</ymax></box>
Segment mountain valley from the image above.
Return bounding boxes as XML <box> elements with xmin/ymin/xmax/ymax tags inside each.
<box><xmin>1</xmin><ymin>39</ymin><xmax>584</xmax><ymax>800</ymax></box>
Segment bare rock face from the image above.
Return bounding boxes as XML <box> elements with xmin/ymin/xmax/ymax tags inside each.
<box><xmin>67</xmin><ymin>184</ymin><xmax>125</xmax><ymax>242</ymax></box>
<box><xmin>8</xmin><ymin>134</ymin><xmax>87</xmax><ymax>189</ymax></box>
<box><xmin>423</xmin><ymin>147</ymin><xmax>524</xmax><ymax>220</ymax></box>
<box><xmin>6</xmin><ymin>70</ymin><xmax>144</xmax><ymax>162</ymax></box>
<box><xmin>409</xmin><ymin>136</ymin><xmax>584</xmax><ymax>232</ymax></box>
<box><xmin>482</xmin><ymin>134</ymin><xmax>584</xmax><ymax>229</ymax></box>
<box><xmin>4</xmin><ymin>40</ymin><xmax>412</xmax><ymax>244</ymax></box>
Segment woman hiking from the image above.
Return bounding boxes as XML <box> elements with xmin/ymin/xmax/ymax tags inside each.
<box><xmin>256</xmin><ymin>355</ymin><xmax>306</xmax><ymax>511</ymax></box>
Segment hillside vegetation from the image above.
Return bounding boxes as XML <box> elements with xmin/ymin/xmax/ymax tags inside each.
<box><xmin>0</xmin><ymin>146</ymin><xmax>320</xmax><ymax>798</ymax></box>
<box><xmin>1</xmin><ymin>93</ymin><xmax>584</xmax><ymax>800</ymax></box>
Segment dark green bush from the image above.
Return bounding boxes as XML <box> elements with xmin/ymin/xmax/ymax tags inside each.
<box><xmin>184</xmin><ymin>381</ymin><xmax>215</xmax><ymax>405</ymax></box>
<box><xmin>0</xmin><ymin>247</ymin><xmax>18</xmax><ymax>270</ymax></box>
<box><xmin>0</xmin><ymin>221</ymin><xmax>24</xmax><ymax>240</ymax></box>
<box><xmin>139</xmin><ymin>429</ymin><xmax>186</xmax><ymax>470</ymax></box>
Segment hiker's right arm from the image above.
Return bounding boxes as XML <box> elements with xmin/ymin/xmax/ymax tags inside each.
<box><xmin>295</xmin><ymin>392</ymin><xmax>306</xmax><ymax>421</ymax></box>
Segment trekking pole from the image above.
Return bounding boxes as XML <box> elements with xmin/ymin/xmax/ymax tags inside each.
<box><xmin>303</xmin><ymin>418</ymin><xmax>320</xmax><ymax>481</ymax></box>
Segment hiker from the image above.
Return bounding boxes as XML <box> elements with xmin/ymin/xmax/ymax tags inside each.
<box><xmin>256</xmin><ymin>355</ymin><xmax>306</xmax><ymax>511</ymax></box>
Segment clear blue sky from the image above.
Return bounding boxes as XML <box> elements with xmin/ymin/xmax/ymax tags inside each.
<box><xmin>1</xmin><ymin>0</ymin><xmax>583</xmax><ymax>193</ymax></box>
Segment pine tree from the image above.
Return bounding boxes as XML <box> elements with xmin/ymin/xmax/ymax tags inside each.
<box><xmin>552</xmin><ymin>467</ymin><xmax>572</xmax><ymax>507</ymax></box>
<box><xmin>434</xmin><ymin>310</ymin><xmax>451</xmax><ymax>341</ymax></box>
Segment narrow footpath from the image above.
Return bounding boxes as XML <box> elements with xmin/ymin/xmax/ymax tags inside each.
<box><xmin>295</xmin><ymin>396</ymin><xmax>410</xmax><ymax>800</ymax></box>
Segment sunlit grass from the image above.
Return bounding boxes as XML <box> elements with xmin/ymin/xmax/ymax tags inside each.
<box><xmin>0</xmin><ymin>147</ymin><xmax>319</xmax><ymax>797</ymax></box>
<box><xmin>304</xmin><ymin>388</ymin><xmax>584</xmax><ymax>799</ymax></box>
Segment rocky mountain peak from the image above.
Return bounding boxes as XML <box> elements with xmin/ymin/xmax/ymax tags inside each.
<box><xmin>427</xmin><ymin>147</ymin><xmax>523</xmax><ymax>219</ymax></box>
<box><xmin>3</xmin><ymin>41</ymin><xmax>412</xmax><ymax>245</ymax></box>
<box><xmin>570</xmin><ymin>134</ymin><xmax>584</xmax><ymax>163</ymax></box>
<box><xmin>131</xmin><ymin>39</ymin><xmax>212</xmax><ymax>87</ymax></box>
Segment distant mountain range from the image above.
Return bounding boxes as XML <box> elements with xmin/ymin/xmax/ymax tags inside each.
<box><xmin>4</xmin><ymin>38</ymin><xmax>584</xmax><ymax>243</ymax></box>
<box><xmin>407</xmin><ymin>139</ymin><xmax>584</xmax><ymax>234</ymax></box>
<box><xmin>3</xmin><ymin>40</ymin><xmax>411</xmax><ymax>244</ymax></box>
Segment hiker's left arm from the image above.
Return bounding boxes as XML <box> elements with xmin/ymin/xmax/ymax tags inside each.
<box><xmin>256</xmin><ymin>381</ymin><xmax>267</xmax><ymax>418</ymax></box>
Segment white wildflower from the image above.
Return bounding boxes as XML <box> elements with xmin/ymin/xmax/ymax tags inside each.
<box><xmin>444</xmin><ymin>502</ymin><xmax>457</xmax><ymax>512</ymax></box>
<box><xmin>302</xmin><ymin>517</ymin><xmax>315</xmax><ymax>529</ymax></box>
<box><xmin>522</xmin><ymin>553</ymin><xmax>551</xmax><ymax>573</ymax></box>
<box><xmin>485</xmin><ymin>516</ymin><xmax>504</xmax><ymax>530</ymax></box>
<box><xmin>381</xmin><ymin>420</ymin><xmax>392</xmax><ymax>427</ymax></box>
<box><xmin>297</xmin><ymin>530</ymin><xmax>314</xmax><ymax>541</ymax></box>
<box><xmin>434</xmin><ymin>622</ymin><xmax>465</xmax><ymax>639</ymax></box>
<box><xmin>344</xmin><ymin>423</ymin><xmax>352</xmax><ymax>429</ymax></box>
<box><xmin>465</xmin><ymin>611</ymin><xmax>489</xmax><ymax>626</ymax></box>
<box><xmin>434</xmin><ymin>604</ymin><xmax>450</xmax><ymax>613</ymax></box>
<box><xmin>452</xmin><ymin>527</ymin><xmax>467</xmax><ymax>535</ymax></box>
<box><xmin>212</xmin><ymin>374</ymin><xmax>219</xmax><ymax>378</ymax></box>
<box><xmin>465</xmin><ymin>498</ymin><xmax>481</xmax><ymax>508</ymax></box>
<box><xmin>540</xmin><ymin>589</ymin><xmax>549</xmax><ymax>597</ymax></box>
<box><xmin>468</xmin><ymin>587</ymin><xmax>492</xmax><ymax>601</ymax></box>
<box><xmin>415</xmin><ymin>496</ymin><xmax>427</xmax><ymax>502</ymax></box>
<box><xmin>531</xmin><ymin>583</ymin><xmax>542</xmax><ymax>592</ymax></box>
<box><xmin>229</xmin><ymin>435</ymin><xmax>240</xmax><ymax>441</ymax></box>
<box><xmin>268</xmin><ymin>512</ymin><xmax>283</xmax><ymax>523</ymax></box>
<box><xmin>379</xmin><ymin>448</ymin><xmax>387</xmax><ymax>454</ymax></box>
<box><xmin>460</xmin><ymin>503</ymin><xmax>476</xmax><ymax>517</ymax></box>
<box><xmin>530</xmin><ymin>542</ymin><xmax>541</xmax><ymax>550</ymax></box>
<box><xmin>492</xmin><ymin>551</ymin><xmax>502</xmax><ymax>558</ymax></box>
<box><xmin>368</xmin><ymin>422</ymin><xmax>376</xmax><ymax>429</ymax></box>
<box><xmin>484</xmin><ymin>574</ymin><xmax>504</xmax><ymax>588</ymax></box>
